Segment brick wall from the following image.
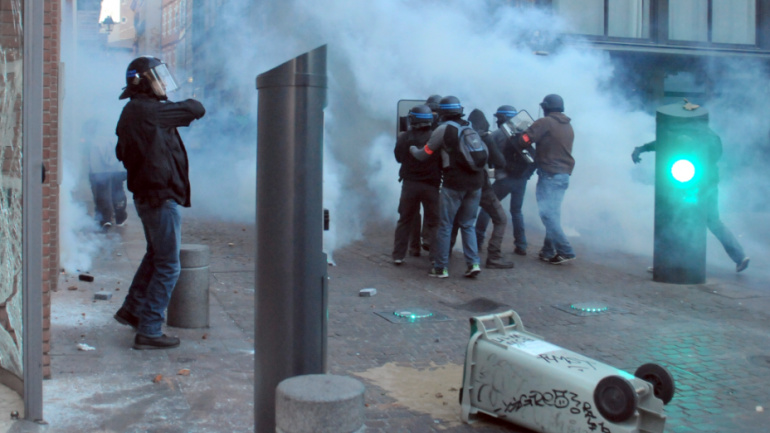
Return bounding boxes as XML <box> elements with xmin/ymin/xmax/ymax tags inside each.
<box><xmin>42</xmin><ymin>0</ymin><xmax>61</xmax><ymax>379</ymax></box>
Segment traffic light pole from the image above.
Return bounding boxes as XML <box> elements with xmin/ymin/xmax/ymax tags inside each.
<box><xmin>652</xmin><ymin>104</ymin><xmax>710</xmax><ymax>284</ymax></box>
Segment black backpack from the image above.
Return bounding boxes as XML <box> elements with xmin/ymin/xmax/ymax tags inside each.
<box><xmin>444</xmin><ymin>121</ymin><xmax>488</xmax><ymax>172</ymax></box>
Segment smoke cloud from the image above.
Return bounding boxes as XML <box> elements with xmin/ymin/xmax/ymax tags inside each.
<box><xmin>60</xmin><ymin>0</ymin><xmax>769</xmax><ymax>273</ymax></box>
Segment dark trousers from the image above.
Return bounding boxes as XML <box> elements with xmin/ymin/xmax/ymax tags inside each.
<box><xmin>450</xmin><ymin>182</ymin><xmax>507</xmax><ymax>260</ymax></box>
<box><xmin>704</xmin><ymin>186</ymin><xmax>745</xmax><ymax>264</ymax></box>
<box><xmin>392</xmin><ymin>180</ymin><xmax>439</xmax><ymax>261</ymax></box>
<box><xmin>90</xmin><ymin>172</ymin><xmax>128</xmax><ymax>225</ymax></box>
<box><xmin>409</xmin><ymin>212</ymin><xmax>423</xmax><ymax>254</ymax></box>
<box><xmin>477</xmin><ymin>176</ymin><xmax>529</xmax><ymax>251</ymax></box>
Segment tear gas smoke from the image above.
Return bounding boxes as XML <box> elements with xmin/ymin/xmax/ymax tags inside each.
<box><xmin>59</xmin><ymin>0</ymin><xmax>770</xmax><ymax>273</ymax></box>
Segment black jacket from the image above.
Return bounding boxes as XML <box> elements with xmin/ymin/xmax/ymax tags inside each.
<box><xmin>438</xmin><ymin>119</ymin><xmax>485</xmax><ymax>191</ymax></box>
<box><xmin>116</xmin><ymin>94</ymin><xmax>205</xmax><ymax>207</ymax></box>
<box><xmin>394</xmin><ymin>128</ymin><xmax>441</xmax><ymax>187</ymax></box>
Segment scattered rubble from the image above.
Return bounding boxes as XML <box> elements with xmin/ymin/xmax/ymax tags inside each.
<box><xmin>67</xmin><ymin>286</ymin><xmax>77</xmax><ymax>291</ymax></box>
<box><xmin>94</xmin><ymin>291</ymin><xmax>113</xmax><ymax>301</ymax></box>
<box><xmin>78</xmin><ymin>274</ymin><xmax>94</xmax><ymax>282</ymax></box>
<box><xmin>359</xmin><ymin>288</ymin><xmax>376</xmax><ymax>297</ymax></box>
<box><xmin>152</xmin><ymin>375</ymin><xmax>163</xmax><ymax>384</ymax></box>
<box><xmin>178</xmin><ymin>369</ymin><xmax>191</xmax><ymax>376</ymax></box>
<box><xmin>76</xmin><ymin>343</ymin><xmax>95</xmax><ymax>351</ymax></box>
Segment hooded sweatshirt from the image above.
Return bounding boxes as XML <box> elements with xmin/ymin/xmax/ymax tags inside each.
<box><xmin>520</xmin><ymin>112</ymin><xmax>575</xmax><ymax>175</ymax></box>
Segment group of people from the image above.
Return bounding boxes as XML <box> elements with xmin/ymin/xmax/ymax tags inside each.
<box><xmin>392</xmin><ymin>93</ymin><xmax>577</xmax><ymax>278</ymax></box>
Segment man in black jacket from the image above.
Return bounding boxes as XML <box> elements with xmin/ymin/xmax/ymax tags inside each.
<box><xmin>411</xmin><ymin>96</ymin><xmax>485</xmax><ymax>278</ymax></box>
<box><xmin>112</xmin><ymin>56</ymin><xmax>206</xmax><ymax>350</ymax></box>
<box><xmin>476</xmin><ymin>105</ymin><xmax>536</xmax><ymax>257</ymax></box>
<box><xmin>392</xmin><ymin>105</ymin><xmax>441</xmax><ymax>265</ymax></box>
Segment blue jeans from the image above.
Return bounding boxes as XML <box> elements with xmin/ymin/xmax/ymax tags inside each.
<box><xmin>121</xmin><ymin>199</ymin><xmax>182</xmax><ymax>337</ymax></box>
<box><xmin>476</xmin><ymin>176</ymin><xmax>529</xmax><ymax>250</ymax></box>
<box><xmin>536</xmin><ymin>170</ymin><xmax>575</xmax><ymax>258</ymax></box>
<box><xmin>435</xmin><ymin>187</ymin><xmax>481</xmax><ymax>269</ymax></box>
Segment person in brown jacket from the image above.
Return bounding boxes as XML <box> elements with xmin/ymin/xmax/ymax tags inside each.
<box><xmin>518</xmin><ymin>94</ymin><xmax>576</xmax><ymax>264</ymax></box>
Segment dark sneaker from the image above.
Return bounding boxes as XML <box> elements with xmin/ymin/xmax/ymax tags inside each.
<box><xmin>409</xmin><ymin>250</ymin><xmax>421</xmax><ymax>257</ymax></box>
<box><xmin>393</xmin><ymin>259</ymin><xmax>404</xmax><ymax>266</ymax></box>
<box><xmin>114</xmin><ymin>308</ymin><xmax>139</xmax><ymax>329</ymax></box>
<box><xmin>465</xmin><ymin>264</ymin><xmax>481</xmax><ymax>278</ymax></box>
<box><xmin>736</xmin><ymin>257</ymin><xmax>750</xmax><ymax>273</ymax></box>
<box><xmin>133</xmin><ymin>334</ymin><xmax>181</xmax><ymax>350</ymax></box>
<box><xmin>549</xmin><ymin>254</ymin><xmax>576</xmax><ymax>265</ymax></box>
<box><xmin>421</xmin><ymin>242</ymin><xmax>430</xmax><ymax>252</ymax></box>
<box><xmin>486</xmin><ymin>258</ymin><xmax>515</xmax><ymax>269</ymax></box>
<box><xmin>429</xmin><ymin>267</ymin><xmax>449</xmax><ymax>278</ymax></box>
<box><xmin>514</xmin><ymin>247</ymin><xmax>527</xmax><ymax>256</ymax></box>
<box><xmin>539</xmin><ymin>251</ymin><xmax>555</xmax><ymax>262</ymax></box>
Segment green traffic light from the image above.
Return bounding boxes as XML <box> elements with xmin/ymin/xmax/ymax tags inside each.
<box><xmin>671</xmin><ymin>159</ymin><xmax>695</xmax><ymax>183</ymax></box>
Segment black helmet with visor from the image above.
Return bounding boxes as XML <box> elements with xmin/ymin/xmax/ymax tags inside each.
<box><xmin>120</xmin><ymin>56</ymin><xmax>179</xmax><ymax>100</ymax></box>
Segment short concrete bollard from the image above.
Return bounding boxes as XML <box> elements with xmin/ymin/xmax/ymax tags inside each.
<box><xmin>167</xmin><ymin>244</ymin><xmax>210</xmax><ymax>328</ymax></box>
<box><xmin>276</xmin><ymin>374</ymin><xmax>365</xmax><ymax>433</ymax></box>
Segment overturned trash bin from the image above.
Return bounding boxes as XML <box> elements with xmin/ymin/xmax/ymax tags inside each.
<box><xmin>461</xmin><ymin>310</ymin><xmax>674</xmax><ymax>433</ymax></box>
<box><xmin>168</xmin><ymin>244</ymin><xmax>211</xmax><ymax>328</ymax></box>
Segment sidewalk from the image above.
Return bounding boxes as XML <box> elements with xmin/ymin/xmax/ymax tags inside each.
<box><xmin>7</xmin><ymin>208</ymin><xmax>770</xmax><ymax>432</ymax></box>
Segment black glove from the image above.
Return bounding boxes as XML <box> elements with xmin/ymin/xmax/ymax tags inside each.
<box><xmin>632</xmin><ymin>147</ymin><xmax>643</xmax><ymax>164</ymax></box>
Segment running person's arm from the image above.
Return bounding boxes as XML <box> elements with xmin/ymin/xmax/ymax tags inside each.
<box><xmin>410</xmin><ymin>124</ymin><xmax>447</xmax><ymax>161</ymax></box>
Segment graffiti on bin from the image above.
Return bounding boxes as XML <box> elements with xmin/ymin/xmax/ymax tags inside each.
<box><xmin>475</xmin><ymin>354</ymin><xmax>522</xmax><ymax>408</ymax></box>
<box><xmin>492</xmin><ymin>333</ymin><xmax>536</xmax><ymax>347</ymax></box>
<box><xmin>538</xmin><ymin>354</ymin><xmax>597</xmax><ymax>372</ymax></box>
<box><xmin>494</xmin><ymin>389</ymin><xmax>612</xmax><ymax>433</ymax></box>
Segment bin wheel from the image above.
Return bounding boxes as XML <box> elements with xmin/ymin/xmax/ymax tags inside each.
<box><xmin>635</xmin><ymin>363</ymin><xmax>675</xmax><ymax>405</ymax></box>
<box><xmin>594</xmin><ymin>376</ymin><xmax>638</xmax><ymax>423</ymax></box>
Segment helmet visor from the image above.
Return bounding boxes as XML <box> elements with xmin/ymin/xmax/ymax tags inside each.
<box><xmin>145</xmin><ymin>64</ymin><xmax>179</xmax><ymax>97</ymax></box>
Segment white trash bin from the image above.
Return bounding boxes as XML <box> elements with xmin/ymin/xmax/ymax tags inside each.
<box><xmin>461</xmin><ymin>310</ymin><xmax>674</xmax><ymax>433</ymax></box>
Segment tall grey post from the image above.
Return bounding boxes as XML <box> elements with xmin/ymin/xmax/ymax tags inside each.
<box><xmin>255</xmin><ymin>45</ymin><xmax>329</xmax><ymax>432</ymax></box>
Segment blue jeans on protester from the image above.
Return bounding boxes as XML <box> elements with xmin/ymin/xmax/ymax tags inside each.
<box><xmin>121</xmin><ymin>199</ymin><xmax>182</xmax><ymax>337</ymax></box>
<box><xmin>476</xmin><ymin>176</ymin><xmax>530</xmax><ymax>251</ymax></box>
<box><xmin>435</xmin><ymin>187</ymin><xmax>481</xmax><ymax>270</ymax></box>
<box><xmin>536</xmin><ymin>170</ymin><xmax>575</xmax><ymax>258</ymax></box>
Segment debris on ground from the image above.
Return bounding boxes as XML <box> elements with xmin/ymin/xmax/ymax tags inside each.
<box><xmin>228</xmin><ymin>243</ymin><xmax>234</xmax><ymax>247</ymax></box>
<box><xmin>76</xmin><ymin>343</ymin><xmax>95</xmax><ymax>351</ymax></box>
<box><xmin>757</xmin><ymin>406</ymin><xmax>764</xmax><ymax>412</ymax></box>
<box><xmin>94</xmin><ymin>291</ymin><xmax>113</xmax><ymax>301</ymax></box>
<box><xmin>359</xmin><ymin>288</ymin><xmax>377</xmax><ymax>297</ymax></box>
<box><xmin>152</xmin><ymin>375</ymin><xmax>163</xmax><ymax>383</ymax></box>
<box><xmin>78</xmin><ymin>274</ymin><xmax>94</xmax><ymax>282</ymax></box>
<box><xmin>435</xmin><ymin>393</ymin><xmax>443</xmax><ymax>398</ymax></box>
<box><xmin>67</xmin><ymin>286</ymin><xmax>78</xmax><ymax>291</ymax></box>
<box><xmin>178</xmin><ymin>369</ymin><xmax>191</xmax><ymax>376</ymax></box>
<box><xmin>202</xmin><ymin>334</ymin><xmax>209</xmax><ymax>340</ymax></box>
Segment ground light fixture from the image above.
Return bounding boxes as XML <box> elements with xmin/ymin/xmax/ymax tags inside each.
<box><xmin>671</xmin><ymin>159</ymin><xmax>695</xmax><ymax>183</ymax></box>
<box><xmin>393</xmin><ymin>308</ymin><xmax>434</xmax><ymax>321</ymax></box>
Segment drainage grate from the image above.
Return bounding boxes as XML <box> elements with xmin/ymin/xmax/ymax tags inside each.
<box><xmin>552</xmin><ymin>301</ymin><xmax>627</xmax><ymax>317</ymax></box>
<box><xmin>443</xmin><ymin>297</ymin><xmax>509</xmax><ymax>313</ymax></box>
<box><xmin>374</xmin><ymin>308</ymin><xmax>451</xmax><ymax>324</ymax></box>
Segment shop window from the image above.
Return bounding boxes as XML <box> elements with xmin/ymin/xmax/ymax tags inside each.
<box><xmin>713</xmin><ymin>0</ymin><xmax>756</xmax><ymax>45</ymax></box>
<box><xmin>555</xmin><ymin>0</ymin><xmax>650</xmax><ymax>38</ymax></box>
<box><xmin>670</xmin><ymin>0</ymin><xmax>756</xmax><ymax>45</ymax></box>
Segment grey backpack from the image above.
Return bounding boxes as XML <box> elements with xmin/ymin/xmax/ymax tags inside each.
<box><xmin>444</xmin><ymin>121</ymin><xmax>488</xmax><ymax>172</ymax></box>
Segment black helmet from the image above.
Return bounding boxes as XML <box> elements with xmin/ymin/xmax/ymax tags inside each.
<box><xmin>438</xmin><ymin>95</ymin><xmax>463</xmax><ymax>118</ymax></box>
<box><xmin>120</xmin><ymin>56</ymin><xmax>179</xmax><ymax>100</ymax></box>
<box><xmin>540</xmin><ymin>94</ymin><xmax>564</xmax><ymax>113</ymax></box>
<box><xmin>408</xmin><ymin>105</ymin><xmax>433</xmax><ymax>129</ymax></box>
<box><xmin>425</xmin><ymin>94</ymin><xmax>442</xmax><ymax>112</ymax></box>
<box><xmin>494</xmin><ymin>105</ymin><xmax>518</xmax><ymax>126</ymax></box>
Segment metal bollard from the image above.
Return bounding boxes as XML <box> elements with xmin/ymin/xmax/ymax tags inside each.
<box><xmin>276</xmin><ymin>375</ymin><xmax>365</xmax><ymax>433</ymax></box>
<box><xmin>167</xmin><ymin>244</ymin><xmax>211</xmax><ymax>328</ymax></box>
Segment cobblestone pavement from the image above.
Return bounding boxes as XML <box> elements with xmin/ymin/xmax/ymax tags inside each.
<box><xmin>18</xmin><ymin>210</ymin><xmax>770</xmax><ymax>432</ymax></box>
